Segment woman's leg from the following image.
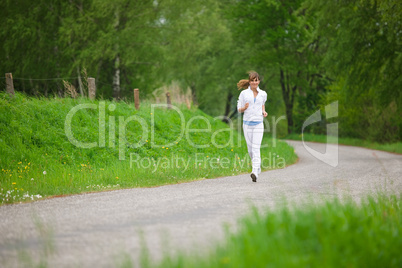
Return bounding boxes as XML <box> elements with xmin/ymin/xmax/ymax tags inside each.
<box><xmin>243</xmin><ymin>124</ymin><xmax>253</xmax><ymax>160</ymax></box>
<box><xmin>251</xmin><ymin>123</ymin><xmax>264</xmax><ymax>175</ymax></box>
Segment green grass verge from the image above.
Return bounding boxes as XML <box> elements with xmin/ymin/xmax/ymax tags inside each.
<box><xmin>0</xmin><ymin>92</ymin><xmax>297</xmax><ymax>204</ymax></box>
<box><xmin>284</xmin><ymin>133</ymin><xmax>402</xmax><ymax>154</ymax></box>
<box><xmin>141</xmin><ymin>194</ymin><xmax>401</xmax><ymax>268</ymax></box>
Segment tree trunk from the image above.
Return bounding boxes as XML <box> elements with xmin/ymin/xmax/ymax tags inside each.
<box><xmin>112</xmin><ymin>9</ymin><xmax>121</xmax><ymax>100</ymax></box>
<box><xmin>222</xmin><ymin>90</ymin><xmax>233</xmax><ymax>123</ymax></box>
<box><xmin>280</xmin><ymin>68</ymin><xmax>298</xmax><ymax>134</ymax></box>
<box><xmin>224</xmin><ymin>91</ymin><xmax>233</xmax><ymax>117</ymax></box>
<box><xmin>113</xmin><ymin>55</ymin><xmax>121</xmax><ymax>100</ymax></box>
<box><xmin>77</xmin><ymin>66</ymin><xmax>84</xmax><ymax>96</ymax></box>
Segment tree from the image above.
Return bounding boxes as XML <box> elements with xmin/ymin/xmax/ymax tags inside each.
<box><xmin>226</xmin><ymin>0</ymin><xmax>325</xmax><ymax>134</ymax></box>
<box><xmin>76</xmin><ymin>0</ymin><xmax>163</xmax><ymax>99</ymax></box>
<box><xmin>1</xmin><ymin>0</ymin><xmax>166</xmax><ymax>98</ymax></box>
<box><xmin>158</xmin><ymin>0</ymin><xmax>233</xmax><ymax>111</ymax></box>
<box><xmin>1</xmin><ymin>0</ymin><xmax>79</xmax><ymax>96</ymax></box>
<box><xmin>304</xmin><ymin>0</ymin><xmax>401</xmax><ymax>141</ymax></box>
<box><xmin>304</xmin><ymin>0</ymin><xmax>401</xmax><ymax>106</ymax></box>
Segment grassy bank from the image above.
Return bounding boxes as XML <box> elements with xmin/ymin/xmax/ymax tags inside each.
<box><xmin>141</xmin><ymin>194</ymin><xmax>401</xmax><ymax>268</ymax></box>
<box><xmin>0</xmin><ymin>93</ymin><xmax>297</xmax><ymax>204</ymax></box>
<box><xmin>284</xmin><ymin>133</ymin><xmax>402</xmax><ymax>154</ymax></box>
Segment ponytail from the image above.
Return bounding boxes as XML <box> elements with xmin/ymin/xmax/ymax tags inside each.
<box><xmin>237</xmin><ymin>79</ymin><xmax>249</xmax><ymax>90</ymax></box>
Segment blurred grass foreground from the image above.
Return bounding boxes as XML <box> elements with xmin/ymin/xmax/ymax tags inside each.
<box><xmin>144</xmin><ymin>194</ymin><xmax>402</xmax><ymax>268</ymax></box>
<box><xmin>0</xmin><ymin>92</ymin><xmax>297</xmax><ymax>204</ymax></box>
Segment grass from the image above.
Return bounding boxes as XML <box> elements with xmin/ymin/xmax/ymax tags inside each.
<box><xmin>284</xmin><ymin>133</ymin><xmax>402</xmax><ymax>154</ymax></box>
<box><xmin>0</xmin><ymin>92</ymin><xmax>297</xmax><ymax>205</ymax></box>
<box><xmin>140</xmin><ymin>194</ymin><xmax>402</xmax><ymax>268</ymax></box>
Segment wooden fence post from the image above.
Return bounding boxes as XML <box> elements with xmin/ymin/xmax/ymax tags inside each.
<box><xmin>5</xmin><ymin>73</ymin><xmax>15</xmax><ymax>97</ymax></box>
<box><xmin>88</xmin><ymin>77</ymin><xmax>96</xmax><ymax>100</ymax></box>
<box><xmin>166</xmin><ymin>92</ymin><xmax>171</xmax><ymax>109</ymax></box>
<box><xmin>186</xmin><ymin>97</ymin><xmax>191</xmax><ymax>109</ymax></box>
<box><xmin>134</xmin><ymin>88</ymin><xmax>140</xmax><ymax>110</ymax></box>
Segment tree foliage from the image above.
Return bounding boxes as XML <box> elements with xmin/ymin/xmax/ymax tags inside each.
<box><xmin>304</xmin><ymin>0</ymin><xmax>401</xmax><ymax>141</ymax></box>
<box><xmin>305</xmin><ymin>0</ymin><xmax>401</xmax><ymax>104</ymax></box>
<box><xmin>225</xmin><ymin>0</ymin><xmax>329</xmax><ymax>134</ymax></box>
<box><xmin>0</xmin><ymin>0</ymin><xmax>400</xmax><ymax>142</ymax></box>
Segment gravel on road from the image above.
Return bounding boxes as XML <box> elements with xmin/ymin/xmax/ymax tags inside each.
<box><xmin>0</xmin><ymin>141</ymin><xmax>401</xmax><ymax>267</ymax></box>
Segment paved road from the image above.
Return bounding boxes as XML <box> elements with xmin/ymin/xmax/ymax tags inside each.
<box><xmin>0</xmin><ymin>141</ymin><xmax>401</xmax><ymax>267</ymax></box>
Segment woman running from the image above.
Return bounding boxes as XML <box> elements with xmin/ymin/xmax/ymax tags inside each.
<box><xmin>237</xmin><ymin>71</ymin><xmax>268</xmax><ymax>182</ymax></box>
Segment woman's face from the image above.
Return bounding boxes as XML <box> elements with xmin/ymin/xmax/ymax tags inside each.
<box><xmin>249</xmin><ymin>78</ymin><xmax>260</xmax><ymax>90</ymax></box>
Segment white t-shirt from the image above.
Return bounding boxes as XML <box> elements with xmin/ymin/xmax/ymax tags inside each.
<box><xmin>237</xmin><ymin>86</ymin><xmax>267</xmax><ymax>122</ymax></box>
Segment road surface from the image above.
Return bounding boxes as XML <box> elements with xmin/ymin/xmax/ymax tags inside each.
<box><xmin>0</xmin><ymin>141</ymin><xmax>401</xmax><ymax>267</ymax></box>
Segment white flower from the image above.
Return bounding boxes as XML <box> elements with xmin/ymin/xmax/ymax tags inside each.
<box><xmin>31</xmin><ymin>178</ymin><xmax>34</xmax><ymax>181</ymax></box>
<box><xmin>43</xmin><ymin>171</ymin><xmax>47</xmax><ymax>175</ymax></box>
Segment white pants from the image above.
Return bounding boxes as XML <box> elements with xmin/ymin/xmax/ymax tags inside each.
<box><xmin>243</xmin><ymin>123</ymin><xmax>264</xmax><ymax>175</ymax></box>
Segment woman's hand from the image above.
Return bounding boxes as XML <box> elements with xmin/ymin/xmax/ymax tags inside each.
<box><xmin>239</xmin><ymin>103</ymin><xmax>249</xmax><ymax>113</ymax></box>
<box><xmin>263</xmin><ymin>111</ymin><xmax>268</xmax><ymax>117</ymax></box>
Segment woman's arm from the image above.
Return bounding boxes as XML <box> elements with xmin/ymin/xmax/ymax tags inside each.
<box><xmin>262</xmin><ymin>105</ymin><xmax>268</xmax><ymax>117</ymax></box>
<box><xmin>237</xmin><ymin>91</ymin><xmax>249</xmax><ymax>113</ymax></box>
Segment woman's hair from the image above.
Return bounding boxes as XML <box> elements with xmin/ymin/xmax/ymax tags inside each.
<box><xmin>237</xmin><ymin>71</ymin><xmax>260</xmax><ymax>90</ymax></box>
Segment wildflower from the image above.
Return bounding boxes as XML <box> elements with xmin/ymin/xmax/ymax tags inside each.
<box><xmin>43</xmin><ymin>171</ymin><xmax>47</xmax><ymax>175</ymax></box>
<box><xmin>12</xmin><ymin>182</ymin><xmax>16</xmax><ymax>185</ymax></box>
<box><xmin>231</xmin><ymin>149</ymin><xmax>233</xmax><ymax>151</ymax></box>
<box><xmin>31</xmin><ymin>178</ymin><xmax>34</xmax><ymax>181</ymax></box>
<box><xmin>166</xmin><ymin>148</ymin><xmax>168</xmax><ymax>150</ymax></box>
<box><xmin>116</xmin><ymin>177</ymin><xmax>119</xmax><ymax>179</ymax></box>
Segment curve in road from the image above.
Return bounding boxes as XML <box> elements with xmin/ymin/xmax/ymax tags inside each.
<box><xmin>0</xmin><ymin>141</ymin><xmax>401</xmax><ymax>267</ymax></box>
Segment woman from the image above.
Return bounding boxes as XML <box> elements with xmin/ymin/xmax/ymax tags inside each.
<box><xmin>237</xmin><ymin>71</ymin><xmax>268</xmax><ymax>182</ymax></box>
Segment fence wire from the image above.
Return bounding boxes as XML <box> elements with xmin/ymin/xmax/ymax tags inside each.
<box><xmin>1</xmin><ymin>76</ymin><xmax>88</xmax><ymax>97</ymax></box>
